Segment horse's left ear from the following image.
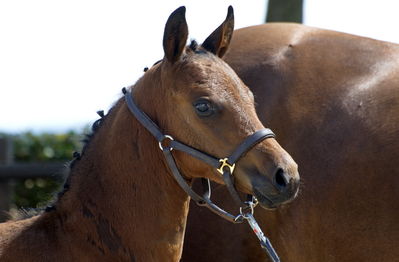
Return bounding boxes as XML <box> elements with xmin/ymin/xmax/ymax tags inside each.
<box><xmin>163</xmin><ymin>6</ymin><xmax>189</xmax><ymax>64</ymax></box>
<box><xmin>202</xmin><ymin>6</ymin><xmax>234</xmax><ymax>58</ymax></box>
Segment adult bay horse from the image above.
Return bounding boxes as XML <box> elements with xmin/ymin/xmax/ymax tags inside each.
<box><xmin>182</xmin><ymin>23</ymin><xmax>399</xmax><ymax>261</ymax></box>
<box><xmin>0</xmin><ymin>9</ymin><xmax>300</xmax><ymax>262</ymax></box>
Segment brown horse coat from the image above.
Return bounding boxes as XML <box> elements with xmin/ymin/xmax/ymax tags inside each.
<box><xmin>0</xmin><ymin>10</ymin><xmax>300</xmax><ymax>262</ymax></box>
<box><xmin>182</xmin><ymin>23</ymin><xmax>399</xmax><ymax>262</ymax></box>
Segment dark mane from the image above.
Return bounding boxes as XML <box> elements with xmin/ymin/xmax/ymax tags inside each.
<box><xmin>15</xmin><ymin>108</ymin><xmax>112</xmax><ymax>217</ymax></box>
<box><xmin>146</xmin><ymin>40</ymin><xmax>201</xmax><ymax>72</ymax></box>
<box><xmin>46</xmin><ymin>96</ymin><xmax>123</xmax><ymax>212</ymax></box>
<box><xmin>189</xmin><ymin>40</ymin><xmax>199</xmax><ymax>51</ymax></box>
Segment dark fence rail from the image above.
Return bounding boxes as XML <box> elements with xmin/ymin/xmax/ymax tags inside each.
<box><xmin>0</xmin><ymin>137</ymin><xmax>67</xmax><ymax>221</ymax></box>
<box><xmin>0</xmin><ymin>162</ymin><xmax>67</xmax><ymax>179</ymax></box>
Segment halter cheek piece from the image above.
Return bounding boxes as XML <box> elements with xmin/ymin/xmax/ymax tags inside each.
<box><xmin>123</xmin><ymin>87</ymin><xmax>275</xmax><ymax>219</ymax></box>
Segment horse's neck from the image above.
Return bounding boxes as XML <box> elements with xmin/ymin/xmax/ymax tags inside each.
<box><xmin>52</xmin><ymin>100</ymin><xmax>190</xmax><ymax>261</ymax></box>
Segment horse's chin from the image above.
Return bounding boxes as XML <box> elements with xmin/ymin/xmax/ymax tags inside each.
<box><xmin>258</xmin><ymin>201</ymin><xmax>278</xmax><ymax>210</ymax></box>
<box><xmin>253</xmin><ymin>188</ymin><xmax>278</xmax><ymax>210</ymax></box>
<box><xmin>253</xmin><ymin>184</ymin><xmax>299</xmax><ymax>210</ymax></box>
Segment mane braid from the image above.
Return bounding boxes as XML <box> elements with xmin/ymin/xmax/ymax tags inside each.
<box><xmin>45</xmin><ymin>104</ymin><xmax>118</xmax><ymax>212</ymax></box>
<box><xmin>189</xmin><ymin>40</ymin><xmax>199</xmax><ymax>51</ymax></box>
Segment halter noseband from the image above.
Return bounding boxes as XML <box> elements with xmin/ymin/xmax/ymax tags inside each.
<box><xmin>123</xmin><ymin>87</ymin><xmax>275</xmax><ymax>222</ymax></box>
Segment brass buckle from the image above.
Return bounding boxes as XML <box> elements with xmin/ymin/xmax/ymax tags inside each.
<box><xmin>217</xmin><ymin>158</ymin><xmax>235</xmax><ymax>175</ymax></box>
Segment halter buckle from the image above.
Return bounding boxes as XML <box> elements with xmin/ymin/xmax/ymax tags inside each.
<box><xmin>217</xmin><ymin>158</ymin><xmax>235</xmax><ymax>175</ymax></box>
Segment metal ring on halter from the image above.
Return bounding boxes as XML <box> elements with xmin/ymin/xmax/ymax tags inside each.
<box><xmin>234</xmin><ymin>200</ymin><xmax>257</xmax><ymax>222</ymax></box>
<box><xmin>240</xmin><ymin>201</ymin><xmax>256</xmax><ymax>218</ymax></box>
<box><xmin>158</xmin><ymin>135</ymin><xmax>174</xmax><ymax>151</ymax></box>
<box><xmin>251</xmin><ymin>196</ymin><xmax>259</xmax><ymax>207</ymax></box>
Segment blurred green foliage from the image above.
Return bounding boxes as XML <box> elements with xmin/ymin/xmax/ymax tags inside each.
<box><xmin>13</xmin><ymin>177</ymin><xmax>61</xmax><ymax>209</ymax></box>
<box><xmin>7</xmin><ymin>131</ymin><xmax>84</xmax><ymax>209</ymax></box>
<box><xmin>266</xmin><ymin>0</ymin><xmax>303</xmax><ymax>23</ymax></box>
<box><xmin>14</xmin><ymin>131</ymin><xmax>82</xmax><ymax>162</ymax></box>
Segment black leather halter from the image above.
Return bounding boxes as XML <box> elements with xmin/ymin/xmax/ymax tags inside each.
<box><xmin>123</xmin><ymin>87</ymin><xmax>276</xmax><ymax>223</ymax></box>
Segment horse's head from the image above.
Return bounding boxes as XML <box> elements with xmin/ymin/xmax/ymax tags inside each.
<box><xmin>133</xmin><ymin>6</ymin><xmax>299</xmax><ymax>209</ymax></box>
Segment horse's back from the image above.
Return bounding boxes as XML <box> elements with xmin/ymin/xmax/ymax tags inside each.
<box><xmin>0</xmin><ymin>217</ymin><xmax>39</xmax><ymax>261</ymax></box>
<box><xmin>226</xmin><ymin>23</ymin><xmax>399</xmax><ymax>174</ymax></box>
<box><xmin>183</xmin><ymin>23</ymin><xmax>399</xmax><ymax>262</ymax></box>
<box><xmin>226</xmin><ymin>23</ymin><xmax>399</xmax><ymax>169</ymax></box>
<box><xmin>0</xmin><ymin>215</ymin><xmax>72</xmax><ymax>262</ymax></box>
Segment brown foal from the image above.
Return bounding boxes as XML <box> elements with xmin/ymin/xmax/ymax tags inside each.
<box><xmin>0</xmin><ymin>8</ymin><xmax>299</xmax><ymax>262</ymax></box>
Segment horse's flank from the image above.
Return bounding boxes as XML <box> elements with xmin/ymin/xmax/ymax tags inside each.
<box><xmin>183</xmin><ymin>23</ymin><xmax>399</xmax><ymax>262</ymax></box>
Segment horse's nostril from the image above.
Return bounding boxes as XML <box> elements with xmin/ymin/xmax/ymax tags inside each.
<box><xmin>274</xmin><ymin>168</ymin><xmax>289</xmax><ymax>190</ymax></box>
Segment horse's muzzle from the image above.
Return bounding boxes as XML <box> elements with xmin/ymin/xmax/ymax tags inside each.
<box><xmin>254</xmin><ymin>172</ymin><xmax>300</xmax><ymax>209</ymax></box>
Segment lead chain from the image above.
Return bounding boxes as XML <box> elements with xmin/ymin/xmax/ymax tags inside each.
<box><xmin>242</xmin><ymin>212</ymin><xmax>280</xmax><ymax>262</ymax></box>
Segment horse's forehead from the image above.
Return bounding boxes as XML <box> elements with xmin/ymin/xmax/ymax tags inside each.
<box><xmin>179</xmin><ymin>55</ymin><xmax>242</xmax><ymax>87</ymax></box>
<box><xmin>171</xmin><ymin>56</ymin><xmax>253</xmax><ymax>111</ymax></box>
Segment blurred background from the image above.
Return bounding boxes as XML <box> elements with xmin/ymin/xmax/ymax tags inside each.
<box><xmin>1</xmin><ymin>0</ymin><xmax>399</xmax><ymax>221</ymax></box>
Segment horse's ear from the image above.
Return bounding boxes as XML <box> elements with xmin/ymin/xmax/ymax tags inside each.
<box><xmin>202</xmin><ymin>6</ymin><xmax>234</xmax><ymax>58</ymax></box>
<box><xmin>163</xmin><ymin>6</ymin><xmax>188</xmax><ymax>64</ymax></box>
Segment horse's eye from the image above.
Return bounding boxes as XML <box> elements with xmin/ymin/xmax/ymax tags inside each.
<box><xmin>194</xmin><ymin>100</ymin><xmax>214</xmax><ymax>117</ymax></box>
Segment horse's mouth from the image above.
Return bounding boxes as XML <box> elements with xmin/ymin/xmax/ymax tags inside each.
<box><xmin>253</xmin><ymin>188</ymin><xmax>279</xmax><ymax>210</ymax></box>
<box><xmin>253</xmin><ymin>187</ymin><xmax>297</xmax><ymax>210</ymax></box>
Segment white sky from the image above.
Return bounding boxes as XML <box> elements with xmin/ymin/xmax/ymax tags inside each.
<box><xmin>1</xmin><ymin>0</ymin><xmax>399</xmax><ymax>133</ymax></box>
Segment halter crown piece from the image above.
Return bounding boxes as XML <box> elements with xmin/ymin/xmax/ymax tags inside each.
<box><xmin>123</xmin><ymin>87</ymin><xmax>280</xmax><ymax>262</ymax></box>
